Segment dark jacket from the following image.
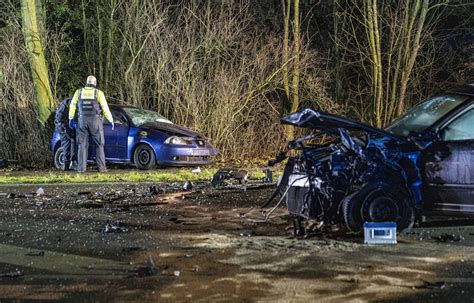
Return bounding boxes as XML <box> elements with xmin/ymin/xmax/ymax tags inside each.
<box><xmin>55</xmin><ymin>97</ymin><xmax>72</xmax><ymax>132</ymax></box>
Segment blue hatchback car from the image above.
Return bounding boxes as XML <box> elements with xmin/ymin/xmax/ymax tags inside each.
<box><xmin>51</xmin><ymin>105</ymin><xmax>218</xmax><ymax>170</ymax></box>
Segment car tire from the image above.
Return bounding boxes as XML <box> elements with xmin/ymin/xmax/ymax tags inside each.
<box><xmin>133</xmin><ymin>144</ymin><xmax>156</xmax><ymax>170</ymax></box>
<box><xmin>343</xmin><ymin>182</ymin><xmax>415</xmax><ymax>233</ymax></box>
<box><xmin>54</xmin><ymin>146</ymin><xmax>65</xmax><ymax>170</ymax></box>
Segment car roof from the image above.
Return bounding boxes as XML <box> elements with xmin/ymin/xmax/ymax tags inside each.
<box><xmin>446</xmin><ymin>83</ymin><xmax>474</xmax><ymax>96</ymax></box>
<box><xmin>109</xmin><ymin>104</ymin><xmax>138</xmax><ymax>110</ymax></box>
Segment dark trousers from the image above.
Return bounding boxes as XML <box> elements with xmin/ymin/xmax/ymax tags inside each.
<box><xmin>77</xmin><ymin>116</ymin><xmax>106</xmax><ymax>172</ymax></box>
<box><xmin>59</xmin><ymin>127</ymin><xmax>76</xmax><ymax>170</ymax></box>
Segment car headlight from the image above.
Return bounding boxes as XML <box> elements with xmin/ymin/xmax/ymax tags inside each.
<box><xmin>164</xmin><ymin>136</ymin><xmax>191</xmax><ymax>145</ymax></box>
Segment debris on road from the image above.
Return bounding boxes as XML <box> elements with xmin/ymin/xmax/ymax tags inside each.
<box><xmin>431</xmin><ymin>233</ymin><xmax>464</xmax><ymax>242</ymax></box>
<box><xmin>26</xmin><ymin>251</ymin><xmax>45</xmax><ymax>257</ymax></box>
<box><xmin>136</xmin><ymin>256</ymin><xmax>159</xmax><ymax>277</ymax></box>
<box><xmin>183</xmin><ymin>181</ymin><xmax>193</xmax><ymax>191</ymax></box>
<box><xmin>35</xmin><ymin>187</ymin><xmax>45</xmax><ymax>196</ymax></box>
<box><xmin>102</xmin><ymin>222</ymin><xmax>126</xmax><ymax>233</ymax></box>
<box><xmin>0</xmin><ymin>269</ymin><xmax>23</xmax><ymax>278</ymax></box>
<box><xmin>419</xmin><ymin>280</ymin><xmax>447</xmax><ymax>290</ymax></box>
<box><xmin>239</xmin><ymin>230</ymin><xmax>255</xmax><ymax>237</ymax></box>
<box><xmin>192</xmin><ymin>167</ymin><xmax>201</xmax><ymax>173</ymax></box>
<box><xmin>148</xmin><ymin>185</ymin><xmax>166</xmax><ymax>195</ymax></box>
<box><xmin>77</xmin><ymin>191</ymin><xmax>92</xmax><ymax>196</ymax></box>
<box><xmin>211</xmin><ymin>168</ymin><xmax>249</xmax><ymax>188</ymax></box>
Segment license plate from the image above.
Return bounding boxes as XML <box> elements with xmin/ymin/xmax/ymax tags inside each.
<box><xmin>192</xmin><ymin>149</ymin><xmax>210</xmax><ymax>156</ymax></box>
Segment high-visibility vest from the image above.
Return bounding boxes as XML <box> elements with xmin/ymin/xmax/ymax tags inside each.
<box><xmin>78</xmin><ymin>87</ymin><xmax>101</xmax><ymax>116</ymax></box>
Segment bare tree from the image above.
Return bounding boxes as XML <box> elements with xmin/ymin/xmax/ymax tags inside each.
<box><xmin>21</xmin><ymin>0</ymin><xmax>53</xmax><ymax>125</ymax></box>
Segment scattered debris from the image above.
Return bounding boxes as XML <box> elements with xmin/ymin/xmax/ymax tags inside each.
<box><xmin>0</xmin><ymin>269</ymin><xmax>23</xmax><ymax>278</ymax></box>
<box><xmin>419</xmin><ymin>280</ymin><xmax>447</xmax><ymax>290</ymax></box>
<box><xmin>148</xmin><ymin>185</ymin><xmax>165</xmax><ymax>195</ymax></box>
<box><xmin>211</xmin><ymin>168</ymin><xmax>249</xmax><ymax>188</ymax></box>
<box><xmin>173</xmin><ymin>270</ymin><xmax>181</xmax><ymax>277</ymax></box>
<box><xmin>35</xmin><ymin>187</ymin><xmax>45</xmax><ymax>196</ymax></box>
<box><xmin>102</xmin><ymin>222</ymin><xmax>126</xmax><ymax>233</ymax></box>
<box><xmin>239</xmin><ymin>230</ymin><xmax>255</xmax><ymax>237</ymax></box>
<box><xmin>431</xmin><ymin>233</ymin><xmax>464</xmax><ymax>242</ymax></box>
<box><xmin>136</xmin><ymin>256</ymin><xmax>159</xmax><ymax>277</ymax></box>
<box><xmin>192</xmin><ymin>167</ymin><xmax>201</xmax><ymax>173</ymax></box>
<box><xmin>77</xmin><ymin>191</ymin><xmax>92</xmax><ymax>196</ymax></box>
<box><xmin>26</xmin><ymin>251</ymin><xmax>45</xmax><ymax>257</ymax></box>
<box><xmin>183</xmin><ymin>181</ymin><xmax>193</xmax><ymax>191</ymax></box>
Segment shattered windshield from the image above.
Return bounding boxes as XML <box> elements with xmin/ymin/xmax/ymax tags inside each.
<box><xmin>386</xmin><ymin>94</ymin><xmax>468</xmax><ymax>137</ymax></box>
<box><xmin>123</xmin><ymin>107</ymin><xmax>173</xmax><ymax>126</ymax></box>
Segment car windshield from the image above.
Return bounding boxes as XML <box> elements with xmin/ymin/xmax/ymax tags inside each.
<box><xmin>123</xmin><ymin>107</ymin><xmax>173</xmax><ymax>126</ymax></box>
<box><xmin>386</xmin><ymin>94</ymin><xmax>468</xmax><ymax>137</ymax></box>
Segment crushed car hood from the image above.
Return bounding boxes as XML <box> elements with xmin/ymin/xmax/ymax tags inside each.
<box><xmin>282</xmin><ymin>108</ymin><xmax>406</xmax><ymax>142</ymax></box>
<box><xmin>141</xmin><ymin>122</ymin><xmax>203</xmax><ymax>138</ymax></box>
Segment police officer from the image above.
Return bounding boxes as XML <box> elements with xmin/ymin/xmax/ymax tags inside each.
<box><xmin>68</xmin><ymin>76</ymin><xmax>114</xmax><ymax>172</ymax></box>
<box><xmin>54</xmin><ymin>97</ymin><xmax>77</xmax><ymax>170</ymax></box>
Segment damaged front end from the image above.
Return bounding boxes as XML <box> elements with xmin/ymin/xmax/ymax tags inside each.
<box><xmin>269</xmin><ymin>109</ymin><xmax>423</xmax><ymax>232</ymax></box>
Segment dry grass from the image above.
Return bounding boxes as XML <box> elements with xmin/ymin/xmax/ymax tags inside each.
<box><xmin>0</xmin><ymin>0</ymin><xmax>336</xmax><ymax>166</ymax></box>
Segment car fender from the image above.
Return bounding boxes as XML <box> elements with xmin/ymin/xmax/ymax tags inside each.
<box><xmin>51</xmin><ymin>131</ymin><xmax>61</xmax><ymax>153</ymax></box>
<box><xmin>131</xmin><ymin>140</ymin><xmax>158</xmax><ymax>163</ymax></box>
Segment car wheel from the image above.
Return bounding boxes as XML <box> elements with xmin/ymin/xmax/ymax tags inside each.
<box><xmin>343</xmin><ymin>182</ymin><xmax>414</xmax><ymax>233</ymax></box>
<box><xmin>54</xmin><ymin>146</ymin><xmax>65</xmax><ymax>170</ymax></box>
<box><xmin>133</xmin><ymin>144</ymin><xmax>156</xmax><ymax>170</ymax></box>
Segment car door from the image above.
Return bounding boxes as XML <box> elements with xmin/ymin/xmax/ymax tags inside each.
<box><xmin>102</xmin><ymin>118</ymin><xmax>116</xmax><ymax>159</ymax></box>
<box><xmin>112</xmin><ymin>111</ymin><xmax>130</xmax><ymax>160</ymax></box>
<box><xmin>101</xmin><ymin>108</ymin><xmax>128</xmax><ymax>160</ymax></box>
<box><xmin>423</xmin><ymin>106</ymin><xmax>474</xmax><ymax>214</ymax></box>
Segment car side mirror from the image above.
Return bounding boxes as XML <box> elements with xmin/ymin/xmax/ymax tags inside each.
<box><xmin>432</xmin><ymin>129</ymin><xmax>444</xmax><ymax>141</ymax></box>
<box><xmin>422</xmin><ymin>129</ymin><xmax>442</xmax><ymax>142</ymax></box>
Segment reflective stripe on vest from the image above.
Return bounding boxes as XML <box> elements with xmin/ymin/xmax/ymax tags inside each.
<box><xmin>78</xmin><ymin>88</ymin><xmax>101</xmax><ymax>116</ymax></box>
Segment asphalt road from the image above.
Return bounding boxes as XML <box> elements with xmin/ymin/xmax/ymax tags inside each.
<box><xmin>0</xmin><ymin>182</ymin><xmax>473</xmax><ymax>302</ymax></box>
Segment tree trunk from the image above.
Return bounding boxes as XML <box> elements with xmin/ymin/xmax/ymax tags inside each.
<box><xmin>396</xmin><ymin>0</ymin><xmax>428</xmax><ymax>116</ymax></box>
<box><xmin>286</xmin><ymin>0</ymin><xmax>300</xmax><ymax>141</ymax></box>
<box><xmin>366</xmin><ymin>0</ymin><xmax>383</xmax><ymax>128</ymax></box>
<box><xmin>290</xmin><ymin>0</ymin><xmax>300</xmax><ymax>114</ymax></box>
<box><xmin>282</xmin><ymin>0</ymin><xmax>291</xmax><ymax>105</ymax></box>
<box><xmin>21</xmin><ymin>0</ymin><xmax>54</xmax><ymax>125</ymax></box>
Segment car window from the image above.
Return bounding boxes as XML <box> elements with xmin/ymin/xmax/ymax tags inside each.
<box><xmin>386</xmin><ymin>94</ymin><xmax>468</xmax><ymax>137</ymax></box>
<box><xmin>122</xmin><ymin>107</ymin><xmax>173</xmax><ymax>126</ymax></box>
<box><xmin>443</xmin><ymin>108</ymin><xmax>474</xmax><ymax>141</ymax></box>
<box><xmin>114</xmin><ymin>111</ymin><xmax>127</xmax><ymax>124</ymax></box>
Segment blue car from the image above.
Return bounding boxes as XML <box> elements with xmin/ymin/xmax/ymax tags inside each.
<box><xmin>51</xmin><ymin>105</ymin><xmax>218</xmax><ymax>170</ymax></box>
<box><xmin>269</xmin><ymin>84</ymin><xmax>474</xmax><ymax>233</ymax></box>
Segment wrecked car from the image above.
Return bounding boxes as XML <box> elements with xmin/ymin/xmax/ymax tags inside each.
<box><xmin>269</xmin><ymin>84</ymin><xmax>474</xmax><ymax>233</ymax></box>
<box><xmin>52</xmin><ymin>105</ymin><xmax>218</xmax><ymax>170</ymax></box>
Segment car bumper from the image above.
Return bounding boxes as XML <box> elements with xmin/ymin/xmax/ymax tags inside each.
<box><xmin>157</xmin><ymin>146</ymin><xmax>217</xmax><ymax>166</ymax></box>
